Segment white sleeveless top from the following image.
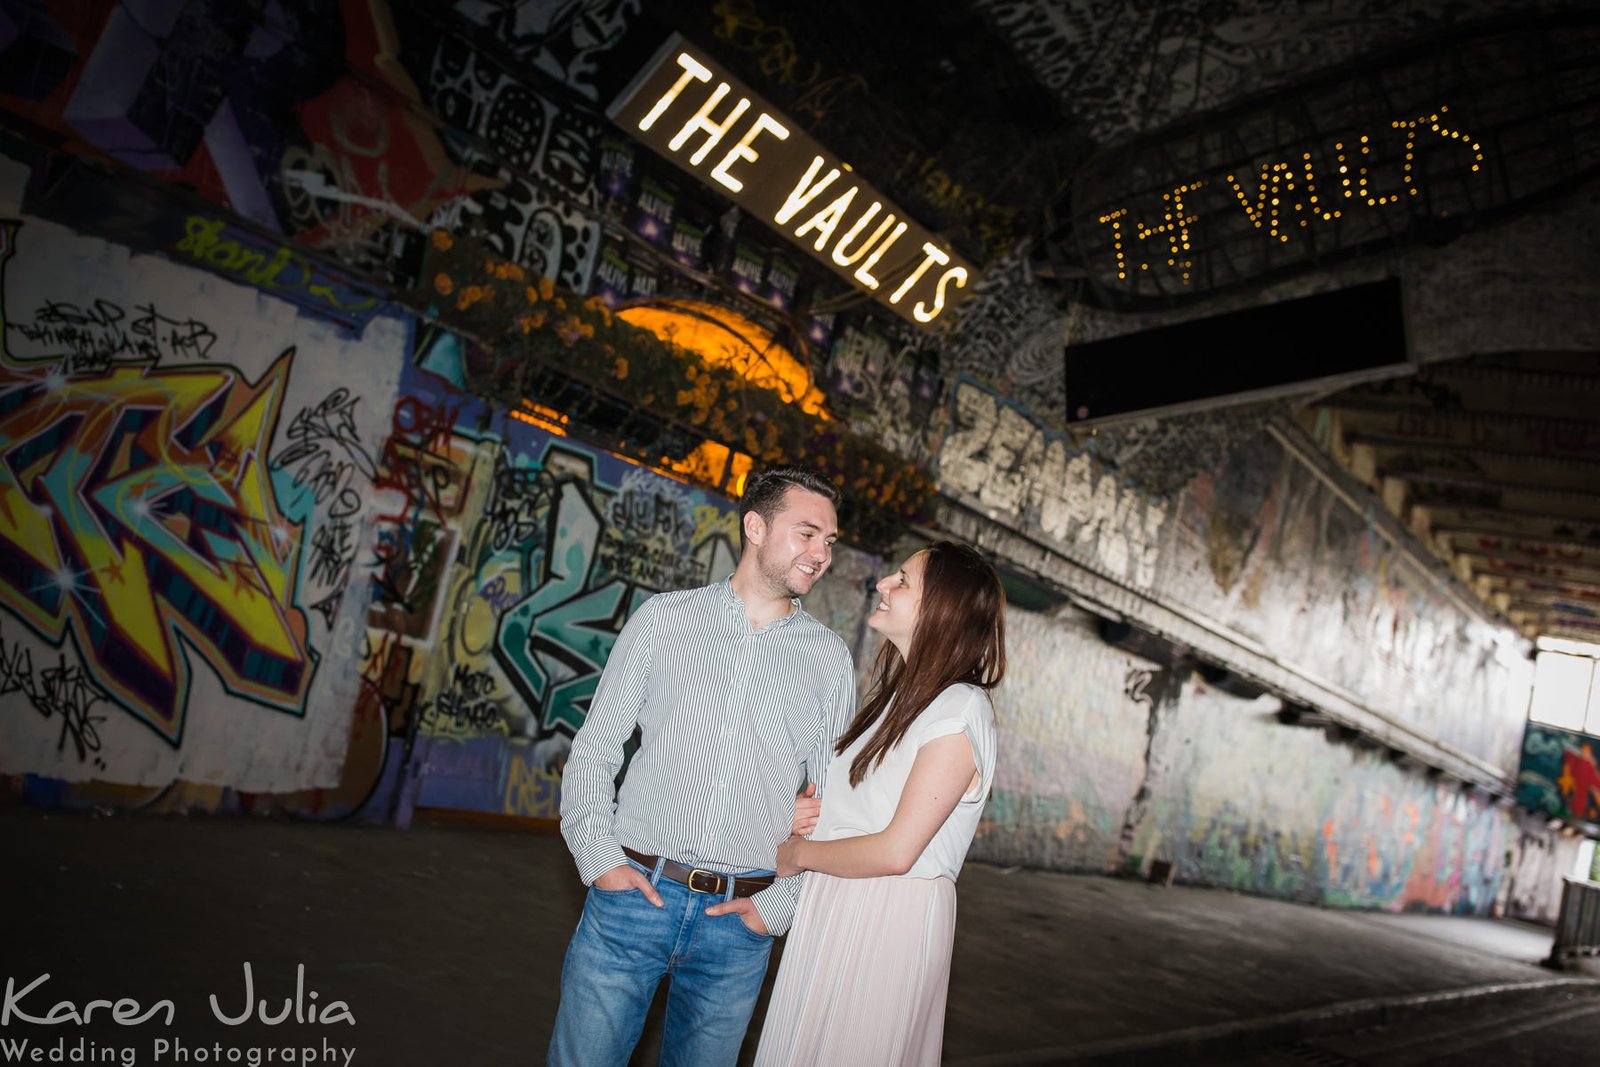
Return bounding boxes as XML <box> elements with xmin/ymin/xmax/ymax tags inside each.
<box><xmin>814</xmin><ymin>682</ymin><xmax>996</xmax><ymax>881</ymax></box>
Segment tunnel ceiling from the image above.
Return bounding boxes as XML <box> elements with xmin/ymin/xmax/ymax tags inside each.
<box><xmin>352</xmin><ymin>1</ymin><xmax>1600</xmax><ymax>643</ymax></box>
<box><xmin>612</xmin><ymin>1</ymin><xmax>1600</xmax><ymax>642</ymax></box>
<box><xmin>937</xmin><ymin>0</ymin><xmax>1600</xmax><ymax>644</ymax></box>
<box><xmin>7</xmin><ymin>0</ymin><xmax>1593</xmax><ymax>640</ymax></box>
<box><xmin>1300</xmin><ymin>354</ymin><xmax>1600</xmax><ymax>644</ymax></box>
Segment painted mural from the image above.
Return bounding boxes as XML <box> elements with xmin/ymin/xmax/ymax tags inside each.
<box><xmin>976</xmin><ymin>604</ymin><xmax>1514</xmax><ymax>915</ymax></box>
<box><xmin>1517</xmin><ymin>722</ymin><xmax>1600</xmax><ymax>827</ymax></box>
<box><xmin>380</xmin><ymin>346</ymin><xmax>884</xmax><ymax>823</ymax></box>
<box><xmin>378</xmin><ymin>350</ymin><xmax>741</xmax><ymax>821</ymax></box>
<box><xmin>0</xmin><ymin>204</ymin><xmax>402</xmax><ymax>799</ymax></box>
<box><xmin>934</xmin><ymin>383</ymin><xmax>1531</xmax><ymax>774</ymax></box>
<box><xmin>0</xmin><ymin>0</ymin><xmax>1563</xmax><ymax>919</ymax></box>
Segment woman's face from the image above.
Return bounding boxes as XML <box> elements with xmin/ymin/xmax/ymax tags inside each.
<box><xmin>868</xmin><ymin>551</ymin><xmax>926</xmax><ymax>654</ymax></box>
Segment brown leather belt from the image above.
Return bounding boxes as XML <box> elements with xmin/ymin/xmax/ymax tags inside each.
<box><xmin>622</xmin><ymin>847</ymin><xmax>775</xmax><ymax>898</ymax></box>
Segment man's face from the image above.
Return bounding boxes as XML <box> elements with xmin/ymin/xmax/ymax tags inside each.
<box><xmin>750</xmin><ymin>487</ymin><xmax>839</xmax><ymax>598</ymax></box>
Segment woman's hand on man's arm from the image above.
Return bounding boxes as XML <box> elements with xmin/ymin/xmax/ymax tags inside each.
<box><xmin>777</xmin><ymin>733</ymin><xmax>975</xmax><ymax>880</ymax></box>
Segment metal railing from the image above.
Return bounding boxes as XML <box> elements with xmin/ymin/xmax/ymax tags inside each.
<box><xmin>1544</xmin><ymin>878</ymin><xmax>1600</xmax><ymax>969</ymax></box>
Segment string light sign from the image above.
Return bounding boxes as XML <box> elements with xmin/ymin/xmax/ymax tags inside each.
<box><xmin>1076</xmin><ymin>105</ymin><xmax>1485</xmax><ymax>304</ymax></box>
<box><xmin>609</xmin><ymin>34</ymin><xmax>977</xmax><ymax>327</ymax></box>
<box><xmin>1053</xmin><ymin>14</ymin><xmax>1600</xmax><ymax>310</ymax></box>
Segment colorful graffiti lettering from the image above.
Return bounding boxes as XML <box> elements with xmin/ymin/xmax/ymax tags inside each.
<box><xmin>173</xmin><ymin>216</ymin><xmax>385</xmax><ymax>326</ymax></box>
<box><xmin>489</xmin><ymin>462</ymin><xmax>739</xmax><ymax>744</ymax></box>
<box><xmin>0</xmin><ymin>221</ymin><xmax>313</xmax><ymax>743</ymax></box>
<box><xmin>1515</xmin><ymin>722</ymin><xmax>1600</xmax><ymax>824</ymax></box>
<box><xmin>502</xmin><ymin>750</ymin><xmax>562</xmax><ymax>820</ymax></box>
<box><xmin>496</xmin><ymin>479</ymin><xmax>652</xmax><ymax>737</ymax></box>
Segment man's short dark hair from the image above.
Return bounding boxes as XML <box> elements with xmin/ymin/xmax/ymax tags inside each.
<box><xmin>738</xmin><ymin>466</ymin><xmax>840</xmax><ymax>546</ymax></box>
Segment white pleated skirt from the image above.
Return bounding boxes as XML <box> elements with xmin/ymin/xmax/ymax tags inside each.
<box><xmin>754</xmin><ymin>872</ymin><xmax>957</xmax><ymax>1067</ymax></box>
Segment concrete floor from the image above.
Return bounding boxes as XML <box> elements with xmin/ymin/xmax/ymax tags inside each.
<box><xmin>1182</xmin><ymin>983</ymin><xmax>1600</xmax><ymax>1067</ymax></box>
<box><xmin>2</xmin><ymin>808</ymin><xmax>1590</xmax><ymax>1065</ymax></box>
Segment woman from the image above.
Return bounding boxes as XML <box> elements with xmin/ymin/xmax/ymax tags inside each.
<box><xmin>755</xmin><ymin>540</ymin><xmax>1006</xmax><ymax>1067</ymax></box>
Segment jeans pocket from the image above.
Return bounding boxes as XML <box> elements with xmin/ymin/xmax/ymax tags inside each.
<box><xmin>590</xmin><ymin>857</ymin><xmax>652</xmax><ymax>897</ymax></box>
<box><xmin>724</xmin><ymin>911</ymin><xmax>774</xmax><ymax>943</ymax></box>
<box><xmin>582</xmin><ymin>884</ymin><xmax>665</xmax><ymax>953</ymax></box>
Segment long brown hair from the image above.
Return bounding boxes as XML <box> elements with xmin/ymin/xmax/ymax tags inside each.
<box><xmin>835</xmin><ymin>541</ymin><xmax>1007</xmax><ymax>786</ymax></box>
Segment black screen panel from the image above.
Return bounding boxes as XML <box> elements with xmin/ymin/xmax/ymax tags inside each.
<box><xmin>1064</xmin><ymin>279</ymin><xmax>1410</xmax><ymax>427</ymax></box>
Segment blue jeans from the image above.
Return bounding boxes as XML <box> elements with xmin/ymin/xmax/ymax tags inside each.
<box><xmin>547</xmin><ymin>857</ymin><xmax>776</xmax><ymax>1067</ymax></box>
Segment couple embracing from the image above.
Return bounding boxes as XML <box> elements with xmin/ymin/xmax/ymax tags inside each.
<box><xmin>549</xmin><ymin>466</ymin><xmax>1007</xmax><ymax>1067</ymax></box>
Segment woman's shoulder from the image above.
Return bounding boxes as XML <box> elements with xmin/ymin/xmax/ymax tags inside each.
<box><xmin>920</xmin><ymin>682</ymin><xmax>994</xmax><ymax>727</ymax></box>
<box><xmin>932</xmin><ymin>680</ymin><xmax>990</xmax><ymax>705</ymax></box>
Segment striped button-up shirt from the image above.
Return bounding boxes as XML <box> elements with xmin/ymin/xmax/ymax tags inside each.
<box><xmin>560</xmin><ymin>579</ymin><xmax>856</xmax><ymax>935</ymax></box>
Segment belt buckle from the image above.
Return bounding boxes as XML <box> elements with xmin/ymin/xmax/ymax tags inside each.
<box><xmin>687</xmin><ymin>868</ymin><xmax>725</xmax><ymax>895</ymax></box>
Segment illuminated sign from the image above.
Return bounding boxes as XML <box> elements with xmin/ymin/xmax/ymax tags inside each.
<box><xmin>1073</xmin><ymin>105</ymin><xmax>1486</xmax><ymax>304</ymax></box>
<box><xmin>609</xmin><ymin>35</ymin><xmax>976</xmax><ymax>327</ymax></box>
<box><xmin>1050</xmin><ymin>12</ymin><xmax>1600</xmax><ymax>310</ymax></box>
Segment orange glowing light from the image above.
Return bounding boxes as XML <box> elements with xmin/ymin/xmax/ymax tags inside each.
<box><xmin>653</xmin><ymin>442</ymin><xmax>754</xmax><ymax>493</ymax></box>
<box><xmin>511</xmin><ymin>403</ymin><xmax>569</xmax><ymax>435</ymax></box>
<box><xmin>617</xmin><ymin>299</ymin><xmax>827</xmax><ymax>416</ymax></box>
<box><xmin>664</xmin><ymin>440</ymin><xmax>730</xmax><ymax>486</ymax></box>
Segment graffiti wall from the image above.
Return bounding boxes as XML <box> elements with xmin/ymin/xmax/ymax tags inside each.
<box><xmin>1132</xmin><ymin>674</ymin><xmax>1508</xmax><ymax>913</ymax></box>
<box><xmin>978</xmin><ymin>608</ymin><xmax>1155</xmax><ymax>872</ymax></box>
<box><xmin>1</xmin><ymin>160</ymin><xmax>1544</xmax><ymax>908</ymax></box>
<box><xmin>1161</xmin><ymin>435</ymin><xmax>1531</xmax><ymax>770</ymax></box>
<box><xmin>1517</xmin><ymin>722</ymin><xmax>1600</xmax><ymax>827</ymax></box>
<box><xmin>0</xmin><ymin>1</ymin><xmax>1559</xmax><ymax>916</ymax></box>
<box><xmin>0</xmin><ymin>175</ymin><xmax>886</xmax><ymax>820</ymax></box>
<box><xmin>936</xmin><ymin>376</ymin><xmax>1171</xmax><ymax>591</ymax></box>
<box><xmin>0</xmin><ymin>201</ymin><xmax>403</xmax><ymax>798</ymax></box>
<box><xmin>1499</xmin><ymin>812</ymin><xmax>1585</xmax><ymax>924</ymax></box>
<box><xmin>380</xmin><ymin>352</ymin><xmax>743</xmax><ymax>820</ymax></box>
<box><xmin>934</xmin><ymin>383</ymin><xmax>1532</xmax><ymax>774</ymax></box>
<box><xmin>976</xmin><ymin>602</ymin><xmax>1532</xmax><ymax>915</ymax></box>
<box><xmin>0</xmin><ymin>0</ymin><xmax>641</xmax><ymax>294</ymax></box>
<box><xmin>386</xmin><ymin>348</ymin><xmax>885</xmax><ymax>821</ymax></box>
<box><xmin>935</xmin><ymin>381</ymin><xmax>1538</xmax><ymax>902</ymax></box>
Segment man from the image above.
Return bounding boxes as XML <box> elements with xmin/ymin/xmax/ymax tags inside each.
<box><xmin>549</xmin><ymin>466</ymin><xmax>856</xmax><ymax>1067</ymax></box>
